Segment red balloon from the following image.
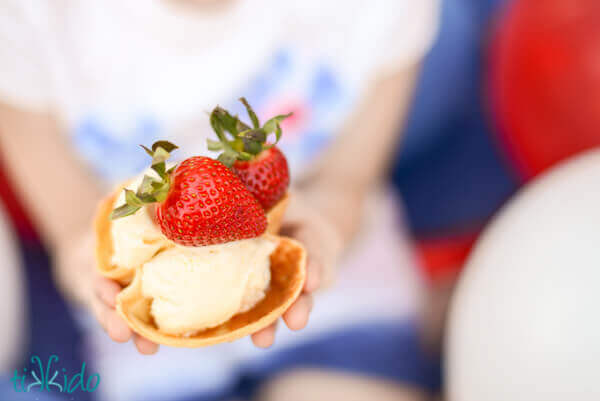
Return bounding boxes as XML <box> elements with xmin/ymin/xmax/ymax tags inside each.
<box><xmin>491</xmin><ymin>0</ymin><xmax>600</xmax><ymax>178</ymax></box>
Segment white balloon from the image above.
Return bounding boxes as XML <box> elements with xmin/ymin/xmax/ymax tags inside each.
<box><xmin>446</xmin><ymin>149</ymin><xmax>600</xmax><ymax>401</ymax></box>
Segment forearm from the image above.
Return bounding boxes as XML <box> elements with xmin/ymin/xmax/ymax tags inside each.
<box><xmin>0</xmin><ymin>102</ymin><xmax>103</xmax><ymax>250</ymax></box>
<box><xmin>0</xmin><ymin>103</ymin><xmax>103</xmax><ymax>305</ymax></box>
<box><xmin>297</xmin><ymin>63</ymin><xmax>421</xmax><ymax>244</ymax></box>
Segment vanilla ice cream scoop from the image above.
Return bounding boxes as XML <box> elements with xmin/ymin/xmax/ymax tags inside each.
<box><xmin>141</xmin><ymin>236</ymin><xmax>277</xmax><ymax>335</ymax></box>
<box><xmin>110</xmin><ymin>175</ymin><xmax>173</xmax><ymax>270</ymax></box>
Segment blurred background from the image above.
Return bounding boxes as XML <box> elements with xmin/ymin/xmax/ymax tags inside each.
<box><xmin>1</xmin><ymin>0</ymin><xmax>600</xmax><ymax>400</ymax></box>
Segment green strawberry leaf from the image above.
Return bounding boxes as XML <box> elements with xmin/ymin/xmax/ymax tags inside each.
<box><xmin>151</xmin><ymin>147</ymin><xmax>170</xmax><ymax>165</ymax></box>
<box><xmin>210</xmin><ymin>111</ymin><xmax>228</xmax><ymax>143</ymax></box>
<box><xmin>242</xmin><ymin>137</ymin><xmax>263</xmax><ymax>155</ymax></box>
<box><xmin>140</xmin><ymin>145</ymin><xmax>154</xmax><ymax>157</ymax></box>
<box><xmin>110</xmin><ymin>203</ymin><xmax>141</xmax><ymax>220</ymax></box>
<box><xmin>152</xmin><ymin>162</ymin><xmax>166</xmax><ymax>179</ymax></box>
<box><xmin>137</xmin><ymin>174</ymin><xmax>158</xmax><ymax>196</ymax></box>
<box><xmin>217</xmin><ymin>150</ymin><xmax>238</xmax><ymax>167</ymax></box>
<box><xmin>236</xmin><ymin>118</ymin><xmax>251</xmax><ymax>133</ymax></box>
<box><xmin>151</xmin><ymin>180</ymin><xmax>165</xmax><ymax>190</ymax></box>
<box><xmin>212</xmin><ymin>107</ymin><xmax>248</xmax><ymax>137</ymax></box>
<box><xmin>152</xmin><ymin>140</ymin><xmax>178</xmax><ymax>153</ymax></box>
<box><xmin>207</xmin><ymin>139</ymin><xmax>224</xmax><ymax>151</ymax></box>
<box><xmin>263</xmin><ymin>113</ymin><xmax>292</xmax><ymax>143</ymax></box>
<box><xmin>239</xmin><ymin>97</ymin><xmax>260</xmax><ymax>129</ymax></box>
<box><xmin>154</xmin><ymin>189</ymin><xmax>169</xmax><ymax>202</ymax></box>
<box><xmin>238</xmin><ymin>151</ymin><xmax>253</xmax><ymax>160</ymax></box>
<box><xmin>239</xmin><ymin>128</ymin><xmax>267</xmax><ymax>142</ymax></box>
<box><xmin>124</xmin><ymin>189</ymin><xmax>143</xmax><ymax>207</ymax></box>
<box><xmin>138</xmin><ymin>193</ymin><xmax>157</xmax><ymax>203</ymax></box>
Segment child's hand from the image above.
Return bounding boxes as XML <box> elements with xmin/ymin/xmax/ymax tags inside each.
<box><xmin>52</xmin><ymin>230</ymin><xmax>159</xmax><ymax>355</ymax></box>
<box><xmin>91</xmin><ymin>273</ymin><xmax>160</xmax><ymax>355</ymax></box>
<box><xmin>251</xmin><ymin>198</ymin><xmax>342</xmax><ymax>348</ymax></box>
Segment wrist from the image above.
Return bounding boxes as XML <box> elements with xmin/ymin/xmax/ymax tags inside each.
<box><xmin>295</xmin><ymin>184</ymin><xmax>364</xmax><ymax>245</ymax></box>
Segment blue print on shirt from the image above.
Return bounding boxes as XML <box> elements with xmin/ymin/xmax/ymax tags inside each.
<box><xmin>73</xmin><ymin>115</ymin><xmax>162</xmax><ymax>182</ymax></box>
<box><xmin>310</xmin><ymin>66</ymin><xmax>342</xmax><ymax>107</ymax></box>
<box><xmin>230</xmin><ymin>47</ymin><xmax>347</xmax><ymax>173</ymax></box>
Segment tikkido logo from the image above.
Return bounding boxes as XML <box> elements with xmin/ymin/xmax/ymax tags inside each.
<box><xmin>11</xmin><ymin>355</ymin><xmax>100</xmax><ymax>394</ymax></box>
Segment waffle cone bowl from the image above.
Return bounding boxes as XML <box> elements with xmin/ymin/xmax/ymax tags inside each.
<box><xmin>94</xmin><ymin>189</ymin><xmax>306</xmax><ymax>348</ymax></box>
<box><xmin>265</xmin><ymin>193</ymin><xmax>289</xmax><ymax>235</ymax></box>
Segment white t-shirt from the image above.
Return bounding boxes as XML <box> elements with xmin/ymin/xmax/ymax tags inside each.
<box><xmin>0</xmin><ymin>0</ymin><xmax>438</xmax><ymax>182</ymax></box>
<box><xmin>0</xmin><ymin>1</ymin><xmax>439</xmax><ymax>400</ymax></box>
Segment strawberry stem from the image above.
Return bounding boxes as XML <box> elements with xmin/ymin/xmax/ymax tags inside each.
<box><xmin>110</xmin><ymin>140</ymin><xmax>178</xmax><ymax>220</ymax></box>
<box><xmin>207</xmin><ymin>98</ymin><xmax>292</xmax><ymax>167</ymax></box>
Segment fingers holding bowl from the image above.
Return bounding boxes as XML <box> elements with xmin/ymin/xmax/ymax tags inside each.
<box><xmin>251</xmin><ymin>320</ymin><xmax>279</xmax><ymax>348</ymax></box>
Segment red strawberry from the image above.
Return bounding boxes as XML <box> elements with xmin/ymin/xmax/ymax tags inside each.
<box><xmin>232</xmin><ymin>146</ymin><xmax>289</xmax><ymax>210</ymax></box>
<box><xmin>110</xmin><ymin>141</ymin><xmax>267</xmax><ymax>246</ymax></box>
<box><xmin>207</xmin><ymin>98</ymin><xmax>292</xmax><ymax>210</ymax></box>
